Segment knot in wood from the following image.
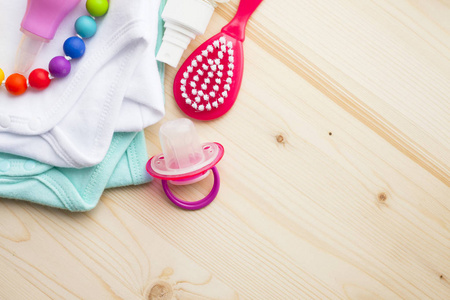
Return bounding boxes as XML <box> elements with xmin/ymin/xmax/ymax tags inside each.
<box><xmin>148</xmin><ymin>281</ymin><xmax>173</xmax><ymax>300</ymax></box>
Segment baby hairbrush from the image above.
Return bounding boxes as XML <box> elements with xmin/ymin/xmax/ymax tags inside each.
<box><xmin>173</xmin><ymin>0</ymin><xmax>264</xmax><ymax>121</ymax></box>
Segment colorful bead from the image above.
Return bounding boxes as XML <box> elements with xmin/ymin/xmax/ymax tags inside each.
<box><xmin>75</xmin><ymin>16</ymin><xmax>97</xmax><ymax>38</ymax></box>
<box><xmin>63</xmin><ymin>36</ymin><xmax>86</xmax><ymax>59</ymax></box>
<box><xmin>0</xmin><ymin>68</ymin><xmax>5</xmax><ymax>84</ymax></box>
<box><xmin>5</xmin><ymin>73</ymin><xmax>27</xmax><ymax>96</ymax></box>
<box><xmin>28</xmin><ymin>69</ymin><xmax>51</xmax><ymax>90</ymax></box>
<box><xmin>86</xmin><ymin>0</ymin><xmax>109</xmax><ymax>17</ymax></box>
<box><xmin>49</xmin><ymin>56</ymin><xmax>71</xmax><ymax>78</ymax></box>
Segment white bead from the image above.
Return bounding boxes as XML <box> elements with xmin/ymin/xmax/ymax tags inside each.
<box><xmin>191</xmin><ymin>60</ymin><xmax>198</xmax><ymax>67</ymax></box>
<box><xmin>197</xmin><ymin>70</ymin><xmax>204</xmax><ymax>76</ymax></box>
<box><xmin>210</xmin><ymin>91</ymin><xmax>216</xmax><ymax>97</ymax></box>
<box><xmin>219</xmin><ymin>37</ymin><xmax>226</xmax><ymax>44</ymax></box>
<box><xmin>228</xmin><ymin>70</ymin><xmax>233</xmax><ymax>77</ymax></box>
<box><xmin>215</xmin><ymin>78</ymin><xmax>221</xmax><ymax>84</ymax></box>
<box><xmin>195</xmin><ymin>96</ymin><xmax>201</xmax><ymax>103</ymax></box>
<box><xmin>192</xmin><ymin>102</ymin><xmax>198</xmax><ymax>109</ymax></box>
<box><xmin>201</xmin><ymin>83</ymin><xmax>207</xmax><ymax>90</ymax></box>
<box><xmin>207</xmin><ymin>45</ymin><xmax>214</xmax><ymax>52</ymax></box>
<box><xmin>227</xmin><ymin>41</ymin><xmax>233</xmax><ymax>48</ymax></box>
<box><xmin>226</xmin><ymin>78</ymin><xmax>232</xmax><ymax>84</ymax></box>
<box><xmin>196</xmin><ymin>55</ymin><xmax>203</xmax><ymax>62</ymax></box>
<box><xmin>183</xmin><ymin>72</ymin><xmax>189</xmax><ymax>78</ymax></box>
<box><xmin>213</xmin><ymin>40</ymin><xmax>220</xmax><ymax>48</ymax></box>
<box><xmin>218</xmin><ymin>65</ymin><xmax>224</xmax><ymax>71</ymax></box>
<box><xmin>213</xmin><ymin>85</ymin><xmax>219</xmax><ymax>91</ymax></box>
<box><xmin>218</xmin><ymin>97</ymin><xmax>224</xmax><ymax>104</ymax></box>
<box><xmin>187</xmin><ymin>66</ymin><xmax>193</xmax><ymax>72</ymax></box>
<box><xmin>208</xmin><ymin>72</ymin><xmax>214</xmax><ymax>78</ymax></box>
<box><xmin>181</xmin><ymin>79</ymin><xmax>186</xmax><ymax>85</ymax></box>
<box><xmin>202</xmin><ymin>50</ymin><xmax>208</xmax><ymax>57</ymax></box>
<box><xmin>192</xmin><ymin>89</ymin><xmax>197</xmax><ymax>95</ymax></box>
<box><xmin>193</xmin><ymin>75</ymin><xmax>199</xmax><ymax>81</ymax></box>
<box><xmin>212</xmin><ymin>101</ymin><xmax>218</xmax><ymax>108</ymax></box>
<box><xmin>203</xmin><ymin>95</ymin><xmax>209</xmax><ymax>101</ymax></box>
<box><xmin>206</xmin><ymin>103</ymin><xmax>212</xmax><ymax>111</ymax></box>
<box><xmin>218</xmin><ymin>51</ymin><xmax>224</xmax><ymax>59</ymax></box>
<box><xmin>204</xmin><ymin>78</ymin><xmax>211</xmax><ymax>84</ymax></box>
<box><xmin>190</xmin><ymin>81</ymin><xmax>196</xmax><ymax>88</ymax></box>
<box><xmin>186</xmin><ymin>99</ymin><xmax>192</xmax><ymax>105</ymax></box>
<box><xmin>228</xmin><ymin>49</ymin><xmax>234</xmax><ymax>56</ymax></box>
<box><xmin>228</xmin><ymin>63</ymin><xmax>234</xmax><ymax>70</ymax></box>
<box><xmin>217</xmin><ymin>71</ymin><xmax>223</xmax><ymax>78</ymax></box>
<box><xmin>202</xmin><ymin>64</ymin><xmax>209</xmax><ymax>71</ymax></box>
<box><xmin>208</xmin><ymin>59</ymin><xmax>214</xmax><ymax>65</ymax></box>
<box><xmin>211</xmin><ymin>65</ymin><xmax>217</xmax><ymax>71</ymax></box>
<box><xmin>222</xmin><ymin>91</ymin><xmax>228</xmax><ymax>97</ymax></box>
<box><xmin>182</xmin><ymin>92</ymin><xmax>188</xmax><ymax>98</ymax></box>
<box><xmin>224</xmin><ymin>84</ymin><xmax>230</xmax><ymax>91</ymax></box>
<box><xmin>198</xmin><ymin>90</ymin><xmax>204</xmax><ymax>97</ymax></box>
<box><xmin>198</xmin><ymin>104</ymin><xmax>205</xmax><ymax>111</ymax></box>
<box><xmin>221</xmin><ymin>45</ymin><xmax>227</xmax><ymax>52</ymax></box>
<box><xmin>215</xmin><ymin>59</ymin><xmax>221</xmax><ymax>65</ymax></box>
<box><xmin>180</xmin><ymin>86</ymin><xmax>186</xmax><ymax>92</ymax></box>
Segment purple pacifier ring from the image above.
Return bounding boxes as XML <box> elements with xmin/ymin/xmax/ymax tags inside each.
<box><xmin>162</xmin><ymin>166</ymin><xmax>220</xmax><ymax>210</ymax></box>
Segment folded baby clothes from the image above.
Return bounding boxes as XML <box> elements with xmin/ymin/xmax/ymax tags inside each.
<box><xmin>0</xmin><ymin>131</ymin><xmax>151</xmax><ymax>211</ymax></box>
<box><xmin>0</xmin><ymin>0</ymin><xmax>164</xmax><ymax>168</ymax></box>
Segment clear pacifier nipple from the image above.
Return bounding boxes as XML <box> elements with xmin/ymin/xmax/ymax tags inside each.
<box><xmin>146</xmin><ymin>118</ymin><xmax>224</xmax><ymax>210</ymax></box>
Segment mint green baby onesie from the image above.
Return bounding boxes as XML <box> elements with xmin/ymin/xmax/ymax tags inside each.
<box><xmin>0</xmin><ymin>0</ymin><xmax>167</xmax><ymax>211</ymax></box>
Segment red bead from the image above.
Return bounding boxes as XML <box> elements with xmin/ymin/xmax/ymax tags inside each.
<box><xmin>5</xmin><ymin>73</ymin><xmax>27</xmax><ymax>96</ymax></box>
<box><xmin>28</xmin><ymin>68</ymin><xmax>51</xmax><ymax>90</ymax></box>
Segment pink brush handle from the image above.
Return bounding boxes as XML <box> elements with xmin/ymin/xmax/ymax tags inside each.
<box><xmin>221</xmin><ymin>0</ymin><xmax>264</xmax><ymax>41</ymax></box>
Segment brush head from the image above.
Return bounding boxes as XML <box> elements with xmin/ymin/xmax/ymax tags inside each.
<box><xmin>174</xmin><ymin>32</ymin><xmax>243</xmax><ymax>121</ymax></box>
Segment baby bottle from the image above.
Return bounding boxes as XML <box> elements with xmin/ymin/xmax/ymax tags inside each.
<box><xmin>15</xmin><ymin>0</ymin><xmax>81</xmax><ymax>74</ymax></box>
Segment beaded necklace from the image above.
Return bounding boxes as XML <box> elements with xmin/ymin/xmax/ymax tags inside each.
<box><xmin>0</xmin><ymin>0</ymin><xmax>109</xmax><ymax>96</ymax></box>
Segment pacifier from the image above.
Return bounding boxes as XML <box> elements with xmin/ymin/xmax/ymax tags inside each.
<box><xmin>146</xmin><ymin>118</ymin><xmax>224</xmax><ymax>210</ymax></box>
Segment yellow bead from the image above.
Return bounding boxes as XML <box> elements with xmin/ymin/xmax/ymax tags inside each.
<box><xmin>0</xmin><ymin>68</ymin><xmax>5</xmax><ymax>84</ymax></box>
<box><xmin>86</xmin><ymin>0</ymin><xmax>109</xmax><ymax>17</ymax></box>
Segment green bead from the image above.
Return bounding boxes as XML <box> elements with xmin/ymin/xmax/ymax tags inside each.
<box><xmin>86</xmin><ymin>0</ymin><xmax>109</xmax><ymax>17</ymax></box>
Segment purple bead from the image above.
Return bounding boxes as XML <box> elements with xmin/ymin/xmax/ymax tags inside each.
<box><xmin>49</xmin><ymin>56</ymin><xmax>71</xmax><ymax>78</ymax></box>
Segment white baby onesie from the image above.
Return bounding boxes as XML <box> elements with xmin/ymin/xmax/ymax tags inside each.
<box><xmin>0</xmin><ymin>0</ymin><xmax>164</xmax><ymax>168</ymax></box>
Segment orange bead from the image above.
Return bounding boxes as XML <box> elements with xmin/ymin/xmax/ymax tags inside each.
<box><xmin>5</xmin><ymin>73</ymin><xmax>28</xmax><ymax>96</ymax></box>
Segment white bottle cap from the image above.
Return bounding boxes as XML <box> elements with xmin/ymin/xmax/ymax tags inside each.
<box><xmin>156</xmin><ymin>0</ymin><xmax>215</xmax><ymax>67</ymax></box>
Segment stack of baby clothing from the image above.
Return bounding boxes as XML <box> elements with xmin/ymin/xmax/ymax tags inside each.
<box><xmin>0</xmin><ymin>0</ymin><xmax>166</xmax><ymax>211</ymax></box>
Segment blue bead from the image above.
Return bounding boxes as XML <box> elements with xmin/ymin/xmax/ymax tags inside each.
<box><xmin>75</xmin><ymin>16</ymin><xmax>97</xmax><ymax>38</ymax></box>
<box><xmin>63</xmin><ymin>36</ymin><xmax>86</xmax><ymax>59</ymax></box>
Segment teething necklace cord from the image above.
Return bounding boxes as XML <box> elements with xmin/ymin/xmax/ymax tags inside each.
<box><xmin>0</xmin><ymin>0</ymin><xmax>109</xmax><ymax>96</ymax></box>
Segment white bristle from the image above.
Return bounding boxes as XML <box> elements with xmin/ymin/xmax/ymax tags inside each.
<box><xmin>193</xmin><ymin>75</ymin><xmax>199</xmax><ymax>81</ymax></box>
<box><xmin>192</xmin><ymin>102</ymin><xmax>198</xmax><ymax>109</ymax></box>
<box><xmin>211</xmin><ymin>65</ymin><xmax>217</xmax><ymax>71</ymax></box>
<box><xmin>202</xmin><ymin>50</ymin><xmax>208</xmax><ymax>57</ymax></box>
<box><xmin>210</xmin><ymin>91</ymin><xmax>215</xmax><ymax>97</ymax></box>
<box><xmin>227</xmin><ymin>41</ymin><xmax>233</xmax><ymax>48</ymax></box>
<box><xmin>219</xmin><ymin>37</ymin><xmax>226</xmax><ymax>44</ymax></box>
<box><xmin>201</xmin><ymin>83</ymin><xmax>207</xmax><ymax>90</ymax></box>
<box><xmin>203</xmin><ymin>95</ymin><xmax>209</xmax><ymax>101</ymax></box>
<box><xmin>202</xmin><ymin>64</ymin><xmax>209</xmax><ymax>71</ymax></box>
<box><xmin>186</xmin><ymin>98</ymin><xmax>192</xmax><ymax>105</ymax></box>
<box><xmin>218</xmin><ymin>51</ymin><xmax>224</xmax><ymax>59</ymax></box>
<box><xmin>215</xmin><ymin>78</ymin><xmax>221</xmax><ymax>84</ymax></box>
<box><xmin>228</xmin><ymin>49</ymin><xmax>234</xmax><ymax>56</ymax></box>
<box><xmin>191</xmin><ymin>60</ymin><xmax>198</xmax><ymax>67</ymax></box>
<box><xmin>224</xmin><ymin>84</ymin><xmax>230</xmax><ymax>91</ymax></box>
<box><xmin>198</xmin><ymin>90</ymin><xmax>204</xmax><ymax>97</ymax></box>
<box><xmin>196</xmin><ymin>55</ymin><xmax>203</xmax><ymax>62</ymax></box>
<box><xmin>195</xmin><ymin>96</ymin><xmax>201</xmax><ymax>103</ymax></box>
<box><xmin>228</xmin><ymin>70</ymin><xmax>234</xmax><ymax>77</ymax></box>
<box><xmin>218</xmin><ymin>65</ymin><xmax>224</xmax><ymax>71</ymax></box>
<box><xmin>206</xmin><ymin>103</ymin><xmax>212</xmax><ymax>111</ymax></box>
<box><xmin>197</xmin><ymin>70</ymin><xmax>204</xmax><ymax>76</ymax></box>
<box><xmin>213</xmin><ymin>85</ymin><xmax>219</xmax><ymax>91</ymax></box>
<box><xmin>217</xmin><ymin>71</ymin><xmax>223</xmax><ymax>78</ymax></box>
<box><xmin>183</xmin><ymin>72</ymin><xmax>189</xmax><ymax>79</ymax></box>
<box><xmin>204</xmin><ymin>78</ymin><xmax>211</xmax><ymax>84</ymax></box>
<box><xmin>221</xmin><ymin>45</ymin><xmax>227</xmax><ymax>52</ymax></box>
<box><xmin>182</xmin><ymin>92</ymin><xmax>188</xmax><ymax>98</ymax></box>
<box><xmin>222</xmin><ymin>91</ymin><xmax>228</xmax><ymax>98</ymax></box>
<box><xmin>208</xmin><ymin>72</ymin><xmax>214</xmax><ymax>78</ymax></box>
<box><xmin>187</xmin><ymin>66</ymin><xmax>193</xmax><ymax>73</ymax></box>
<box><xmin>180</xmin><ymin>86</ymin><xmax>186</xmax><ymax>92</ymax></box>
<box><xmin>213</xmin><ymin>40</ymin><xmax>220</xmax><ymax>48</ymax></box>
<box><xmin>228</xmin><ymin>63</ymin><xmax>234</xmax><ymax>70</ymax></box>
<box><xmin>218</xmin><ymin>97</ymin><xmax>224</xmax><ymax>104</ymax></box>
<box><xmin>208</xmin><ymin>59</ymin><xmax>214</xmax><ymax>65</ymax></box>
<box><xmin>226</xmin><ymin>78</ymin><xmax>232</xmax><ymax>84</ymax></box>
<box><xmin>192</xmin><ymin>89</ymin><xmax>197</xmax><ymax>95</ymax></box>
<box><xmin>207</xmin><ymin>45</ymin><xmax>214</xmax><ymax>53</ymax></box>
<box><xmin>229</xmin><ymin>56</ymin><xmax>234</xmax><ymax>63</ymax></box>
<box><xmin>181</xmin><ymin>79</ymin><xmax>186</xmax><ymax>85</ymax></box>
<box><xmin>198</xmin><ymin>104</ymin><xmax>205</xmax><ymax>111</ymax></box>
<box><xmin>212</xmin><ymin>101</ymin><xmax>218</xmax><ymax>108</ymax></box>
<box><xmin>190</xmin><ymin>81</ymin><xmax>196</xmax><ymax>88</ymax></box>
<box><xmin>215</xmin><ymin>59</ymin><xmax>221</xmax><ymax>65</ymax></box>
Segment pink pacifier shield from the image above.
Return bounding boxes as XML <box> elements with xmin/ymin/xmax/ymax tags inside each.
<box><xmin>146</xmin><ymin>118</ymin><xmax>224</xmax><ymax>181</ymax></box>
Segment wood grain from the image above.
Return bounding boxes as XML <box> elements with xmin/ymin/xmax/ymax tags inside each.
<box><xmin>1</xmin><ymin>0</ymin><xmax>449</xmax><ymax>299</ymax></box>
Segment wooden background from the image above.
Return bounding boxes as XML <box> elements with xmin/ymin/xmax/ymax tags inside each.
<box><xmin>1</xmin><ymin>0</ymin><xmax>449</xmax><ymax>298</ymax></box>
